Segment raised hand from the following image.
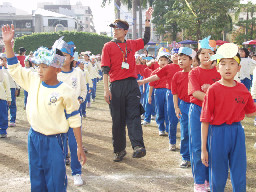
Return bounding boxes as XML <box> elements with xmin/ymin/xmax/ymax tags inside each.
<box><xmin>2</xmin><ymin>24</ymin><xmax>15</xmax><ymax>44</ymax></box>
<box><xmin>145</xmin><ymin>7</ymin><xmax>154</xmax><ymax>20</ymax></box>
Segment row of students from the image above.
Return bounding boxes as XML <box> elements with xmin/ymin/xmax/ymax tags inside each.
<box><xmin>138</xmin><ymin>36</ymin><xmax>256</xmax><ymax>192</ymax></box>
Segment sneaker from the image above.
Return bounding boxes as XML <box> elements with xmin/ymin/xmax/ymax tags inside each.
<box><xmin>0</xmin><ymin>134</ymin><xmax>7</xmax><ymax>138</ymax></box>
<box><xmin>73</xmin><ymin>174</ymin><xmax>83</xmax><ymax>186</ymax></box>
<box><xmin>87</xmin><ymin>102</ymin><xmax>91</xmax><ymax>108</ymax></box>
<box><xmin>66</xmin><ymin>156</ymin><xmax>71</xmax><ymax>165</ymax></box>
<box><xmin>180</xmin><ymin>160</ymin><xmax>191</xmax><ymax>168</ymax></box>
<box><xmin>132</xmin><ymin>146</ymin><xmax>146</xmax><ymax>158</ymax></box>
<box><xmin>194</xmin><ymin>183</ymin><xmax>207</xmax><ymax>192</ymax></box>
<box><xmin>254</xmin><ymin>119</ymin><xmax>256</xmax><ymax>126</ymax></box>
<box><xmin>82</xmin><ymin>114</ymin><xmax>86</xmax><ymax>118</ymax></box>
<box><xmin>254</xmin><ymin>142</ymin><xmax>256</xmax><ymax>149</ymax></box>
<box><xmin>205</xmin><ymin>180</ymin><xmax>210</xmax><ymax>192</ymax></box>
<box><xmin>9</xmin><ymin>122</ymin><xmax>16</xmax><ymax>127</ymax></box>
<box><xmin>141</xmin><ymin>114</ymin><xmax>145</xmax><ymax>120</ymax></box>
<box><xmin>141</xmin><ymin>121</ymin><xmax>150</xmax><ymax>126</ymax></box>
<box><xmin>169</xmin><ymin>144</ymin><xmax>176</xmax><ymax>151</ymax></box>
<box><xmin>92</xmin><ymin>99</ymin><xmax>95</xmax><ymax>102</ymax></box>
<box><xmin>159</xmin><ymin>131</ymin><xmax>167</xmax><ymax>136</ymax></box>
<box><xmin>151</xmin><ymin>115</ymin><xmax>156</xmax><ymax>120</ymax></box>
<box><xmin>113</xmin><ymin>150</ymin><xmax>127</xmax><ymax>162</ymax></box>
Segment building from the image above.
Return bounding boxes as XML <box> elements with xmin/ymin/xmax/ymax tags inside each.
<box><xmin>40</xmin><ymin>0</ymin><xmax>96</xmax><ymax>33</ymax></box>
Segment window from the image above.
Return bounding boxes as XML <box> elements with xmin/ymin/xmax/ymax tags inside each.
<box><xmin>48</xmin><ymin>19</ymin><xmax>68</xmax><ymax>27</ymax></box>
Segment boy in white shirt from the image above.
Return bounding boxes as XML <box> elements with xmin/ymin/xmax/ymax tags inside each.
<box><xmin>2</xmin><ymin>24</ymin><xmax>86</xmax><ymax>191</ymax></box>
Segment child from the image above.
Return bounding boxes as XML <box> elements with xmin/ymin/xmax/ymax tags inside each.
<box><xmin>138</xmin><ymin>48</ymin><xmax>182</xmax><ymax>150</ymax></box>
<box><xmin>77</xmin><ymin>60</ymin><xmax>93</xmax><ymax>118</ymax></box>
<box><xmin>16</xmin><ymin>47</ymin><xmax>26</xmax><ymax>67</ymax></box>
<box><xmin>148</xmin><ymin>48</ymin><xmax>170</xmax><ymax>136</ymax></box>
<box><xmin>54</xmin><ymin>37</ymin><xmax>87</xmax><ymax>186</ymax></box>
<box><xmin>201</xmin><ymin>43</ymin><xmax>256</xmax><ymax>191</ymax></box>
<box><xmin>238</xmin><ymin>48</ymin><xmax>256</xmax><ymax>90</ymax></box>
<box><xmin>0</xmin><ymin>58</ymin><xmax>11</xmax><ymax>138</ymax></box>
<box><xmin>172</xmin><ymin>47</ymin><xmax>196</xmax><ymax>168</ymax></box>
<box><xmin>1</xmin><ymin>53</ymin><xmax>18</xmax><ymax>127</ymax></box>
<box><xmin>188</xmin><ymin>36</ymin><xmax>220</xmax><ymax>191</ymax></box>
<box><xmin>2</xmin><ymin>24</ymin><xmax>86</xmax><ymax>191</ymax></box>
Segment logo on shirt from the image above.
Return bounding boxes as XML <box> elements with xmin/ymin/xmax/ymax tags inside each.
<box><xmin>235</xmin><ymin>96</ymin><xmax>245</xmax><ymax>104</ymax></box>
<box><xmin>48</xmin><ymin>92</ymin><xmax>60</xmax><ymax>105</ymax></box>
<box><xmin>212</xmin><ymin>77</ymin><xmax>221</xmax><ymax>82</ymax></box>
<box><xmin>71</xmin><ymin>77</ymin><xmax>77</xmax><ymax>88</ymax></box>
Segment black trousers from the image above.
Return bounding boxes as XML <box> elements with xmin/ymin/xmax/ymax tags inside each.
<box><xmin>109</xmin><ymin>77</ymin><xmax>145</xmax><ymax>153</ymax></box>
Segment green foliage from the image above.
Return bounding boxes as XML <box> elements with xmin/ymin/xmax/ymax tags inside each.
<box><xmin>14</xmin><ymin>31</ymin><xmax>112</xmax><ymax>54</ymax></box>
<box><xmin>153</xmin><ymin>0</ymin><xmax>239</xmax><ymax>41</ymax></box>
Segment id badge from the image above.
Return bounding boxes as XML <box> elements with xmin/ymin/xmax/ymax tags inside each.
<box><xmin>121</xmin><ymin>62</ymin><xmax>129</xmax><ymax>69</ymax></box>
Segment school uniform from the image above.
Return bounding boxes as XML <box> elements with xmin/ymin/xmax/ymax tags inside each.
<box><xmin>77</xmin><ymin>67</ymin><xmax>93</xmax><ymax>117</ymax></box>
<box><xmin>58</xmin><ymin>67</ymin><xmax>86</xmax><ymax>176</ymax></box>
<box><xmin>171</xmin><ymin>71</ymin><xmax>190</xmax><ymax>161</ymax></box>
<box><xmin>156</xmin><ymin>64</ymin><xmax>182</xmax><ymax>144</ymax></box>
<box><xmin>3</xmin><ymin>67</ymin><xmax>19</xmax><ymax>124</ymax></box>
<box><xmin>240</xmin><ymin>57</ymin><xmax>256</xmax><ymax>90</ymax></box>
<box><xmin>201</xmin><ymin>81</ymin><xmax>256</xmax><ymax>191</ymax></box>
<box><xmin>0</xmin><ymin>66</ymin><xmax>11</xmax><ymax>135</ymax></box>
<box><xmin>149</xmin><ymin>67</ymin><xmax>169</xmax><ymax>133</ymax></box>
<box><xmin>7</xmin><ymin>57</ymin><xmax>81</xmax><ymax>191</ymax></box>
<box><xmin>143</xmin><ymin>66</ymin><xmax>155</xmax><ymax>123</ymax></box>
<box><xmin>188</xmin><ymin>66</ymin><xmax>221</xmax><ymax>185</ymax></box>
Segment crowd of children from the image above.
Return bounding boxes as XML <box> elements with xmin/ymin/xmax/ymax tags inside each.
<box><xmin>1</xmin><ymin>21</ymin><xmax>256</xmax><ymax>191</ymax></box>
<box><xmin>137</xmin><ymin>36</ymin><xmax>256</xmax><ymax>192</ymax></box>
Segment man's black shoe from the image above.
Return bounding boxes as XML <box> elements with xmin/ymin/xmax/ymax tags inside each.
<box><xmin>113</xmin><ymin>150</ymin><xmax>127</xmax><ymax>162</ymax></box>
<box><xmin>132</xmin><ymin>146</ymin><xmax>146</xmax><ymax>158</ymax></box>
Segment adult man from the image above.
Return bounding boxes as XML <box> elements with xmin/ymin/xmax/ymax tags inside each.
<box><xmin>101</xmin><ymin>7</ymin><xmax>153</xmax><ymax>162</ymax></box>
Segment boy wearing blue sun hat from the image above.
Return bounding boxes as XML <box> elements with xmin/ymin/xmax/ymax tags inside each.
<box><xmin>172</xmin><ymin>47</ymin><xmax>196</xmax><ymax>168</ymax></box>
<box><xmin>53</xmin><ymin>36</ymin><xmax>87</xmax><ymax>186</ymax></box>
<box><xmin>2</xmin><ymin>24</ymin><xmax>86</xmax><ymax>192</ymax></box>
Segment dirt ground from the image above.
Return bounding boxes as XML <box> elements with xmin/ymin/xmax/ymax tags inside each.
<box><xmin>0</xmin><ymin>81</ymin><xmax>255</xmax><ymax>192</ymax></box>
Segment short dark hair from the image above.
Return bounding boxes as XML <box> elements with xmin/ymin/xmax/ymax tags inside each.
<box><xmin>178</xmin><ymin>53</ymin><xmax>192</xmax><ymax>60</ymax></box>
<box><xmin>114</xmin><ymin>19</ymin><xmax>129</xmax><ymax>30</ymax></box>
<box><xmin>195</xmin><ymin>48</ymin><xmax>215</xmax><ymax>64</ymax></box>
<box><xmin>239</xmin><ymin>48</ymin><xmax>249</xmax><ymax>58</ymax></box>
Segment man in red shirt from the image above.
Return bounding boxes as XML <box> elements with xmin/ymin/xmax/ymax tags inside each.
<box><xmin>101</xmin><ymin>7</ymin><xmax>153</xmax><ymax>162</ymax></box>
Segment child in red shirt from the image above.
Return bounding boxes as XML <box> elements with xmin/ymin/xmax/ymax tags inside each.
<box><xmin>148</xmin><ymin>49</ymin><xmax>169</xmax><ymax>136</ymax></box>
<box><xmin>172</xmin><ymin>47</ymin><xmax>196</xmax><ymax>168</ymax></box>
<box><xmin>188</xmin><ymin>36</ymin><xmax>220</xmax><ymax>191</ymax></box>
<box><xmin>201</xmin><ymin>43</ymin><xmax>256</xmax><ymax>192</ymax></box>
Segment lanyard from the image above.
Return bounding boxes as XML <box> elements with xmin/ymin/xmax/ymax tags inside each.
<box><xmin>115</xmin><ymin>42</ymin><xmax>127</xmax><ymax>62</ymax></box>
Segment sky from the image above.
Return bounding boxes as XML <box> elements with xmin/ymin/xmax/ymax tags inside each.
<box><xmin>0</xmin><ymin>0</ymin><xmax>115</xmax><ymax>34</ymax></box>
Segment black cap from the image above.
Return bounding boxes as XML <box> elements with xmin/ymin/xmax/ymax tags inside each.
<box><xmin>19</xmin><ymin>47</ymin><xmax>26</xmax><ymax>53</ymax></box>
<box><xmin>109</xmin><ymin>20</ymin><xmax>129</xmax><ymax>30</ymax></box>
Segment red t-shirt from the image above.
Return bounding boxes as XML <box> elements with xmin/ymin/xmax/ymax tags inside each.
<box><xmin>143</xmin><ymin>67</ymin><xmax>152</xmax><ymax>79</ymax></box>
<box><xmin>201</xmin><ymin>81</ymin><xmax>256</xmax><ymax>125</ymax></box>
<box><xmin>156</xmin><ymin>64</ymin><xmax>182</xmax><ymax>90</ymax></box>
<box><xmin>171</xmin><ymin>71</ymin><xmax>190</xmax><ymax>103</ymax></box>
<box><xmin>17</xmin><ymin>55</ymin><xmax>26</xmax><ymax>67</ymax></box>
<box><xmin>149</xmin><ymin>67</ymin><xmax>168</xmax><ymax>89</ymax></box>
<box><xmin>148</xmin><ymin>61</ymin><xmax>159</xmax><ymax>71</ymax></box>
<box><xmin>101</xmin><ymin>39</ymin><xmax>144</xmax><ymax>82</ymax></box>
<box><xmin>188</xmin><ymin>66</ymin><xmax>221</xmax><ymax>107</ymax></box>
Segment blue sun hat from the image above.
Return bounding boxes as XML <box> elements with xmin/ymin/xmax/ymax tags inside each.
<box><xmin>210</xmin><ymin>43</ymin><xmax>240</xmax><ymax>64</ymax></box>
<box><xmin>52</xmin><ymin>36</ymin><xmax>76</xmax><ymax>57</ymax></box>
<box><xmin>178</xmin><ymin>47</ymin><xmax>196</xmax><ymax>59</ymax></box>
<box><xmin>171</xmin><ymin>48</ymin><xmax>179</xmax><ymax>55</ymax></box>
<box><xmin>33</xmin><ymin>47</ymin><xmax>65</xmax><ymax>68</ymax></box>
<box><xmin>157</xmin><ymin>47</ymin><xmax>170</xmax><ymax>60</ymax></box>
<box><xmin>198</xmin><ymin>36</ymin><xmax>216</xmax><ymax>51</ymax></box>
